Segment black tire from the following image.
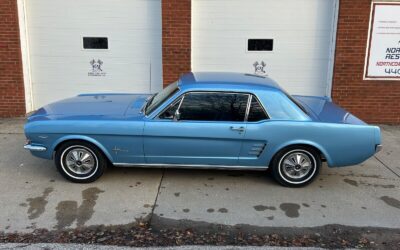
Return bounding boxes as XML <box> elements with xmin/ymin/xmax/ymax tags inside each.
<box><xmin>55</xmin><ymin>140</ymin><xmax>107</xmax><ymax>183</ymax></box>
<box><xmin>271</xmin><ymin>145</ymin><xmax>321</xmax><ymax>187</ymax></box>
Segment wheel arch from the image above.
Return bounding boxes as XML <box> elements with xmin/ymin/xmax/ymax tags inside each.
<box><xmin>52</xmin><ymin>135</ymin><xmax>114</xmax><ymax>163</ymax></box>
<box><xmin>270</xmin><ymin>141</ymin><xmax>332</xmax><ymax>166</ymax></box>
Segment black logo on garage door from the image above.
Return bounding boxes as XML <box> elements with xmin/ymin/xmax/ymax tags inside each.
<box><xmin>88</xmin><ymin>59</ymin><xmax>106</xmax><ymax>77</ymax></box>
<box><xmin>253</xmin><ymin>61</ymin><xmax>267</xmax><ymax>75</ymax></box>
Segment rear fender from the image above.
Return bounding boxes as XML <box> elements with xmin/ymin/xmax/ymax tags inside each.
<box><xmin>270</xmin><ymin>140</ymin><xmax>333</xmax><ymax>166</ymax></box>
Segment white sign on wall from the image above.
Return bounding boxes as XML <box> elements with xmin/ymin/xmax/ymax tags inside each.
<box><xmin>365</xmin><ymin>2</ymin><xmax>400</xmax><ymax>80</ymax></box>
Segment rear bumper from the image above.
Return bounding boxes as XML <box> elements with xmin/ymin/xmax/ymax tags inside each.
<box><xmin>375</xmin><ymin>144</ymin><xmax>383</xmax><ymax>153</ymax></box>
<box><xmin>24</xmin><ymin>144</ymin><xmax>47</xmax><ymax>152</ymax></box>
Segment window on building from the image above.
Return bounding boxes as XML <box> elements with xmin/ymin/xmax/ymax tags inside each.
<box><xmin>83</xmin><ymin>37</ymin><xmax>108</xmax><ymax>49</ymax></box>
<box><xmin>247</xmin><ymin>96</ymin><xmax>268</xmax><ymax>122</ymax></box>
<box><xmin>248</xmin><ymin>39</ymin><xmax>274</xmax><ymax>51</ymax></box>
<box><xmin>178</xmin><ymin>92</ymin><xmax>249</xmax><ymax>122</ymax></box>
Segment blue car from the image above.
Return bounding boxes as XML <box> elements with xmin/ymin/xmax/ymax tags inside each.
<box><xmin>24</xmin><ymin>72</ymin><xmax>382</xmax><ymax>187</ymax></box>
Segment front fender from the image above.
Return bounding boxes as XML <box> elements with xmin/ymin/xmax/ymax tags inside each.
<box><xmin>51</xmin><ymin>135</ymin><xmax>114</xmax><ymax>162</ymax></box>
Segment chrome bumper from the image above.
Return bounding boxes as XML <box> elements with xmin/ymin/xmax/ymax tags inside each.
<box><xmin>375</xmin><ymin>144</ymin><xmax>383</xmax><ymax>153</ymax></box>
<box><xmin>24</xmin><ymin>144</ymin><xmax>47</xmax><ymax>152</ymax></box>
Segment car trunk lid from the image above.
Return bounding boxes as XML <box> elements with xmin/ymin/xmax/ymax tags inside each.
<box><xmin>293</xmin><ymin>95</ymin><xmax>366</xmax><ymax>125</ymax></box>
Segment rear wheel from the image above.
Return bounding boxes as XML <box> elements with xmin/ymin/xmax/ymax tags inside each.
<box><xmin>271</xmin><ymin>146</ymin><xmax>321</xmax><ymax>187</ymax></box>
<box><xmin>55</xmin><ymin>141</ymin><xmax>107</xmax><ymax>183</ymax></box>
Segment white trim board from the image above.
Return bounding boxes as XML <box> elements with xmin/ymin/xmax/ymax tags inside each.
<box><xmin>17</xmin><ymin>0</ymin><xmax>34</xmax><ymax>113</ymax></box>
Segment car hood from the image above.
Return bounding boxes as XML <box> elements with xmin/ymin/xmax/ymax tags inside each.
<box><xmin>28</xmin><ymin>93</ymin><xmax>150</xmax><ymax>120</ymax></box>
<box><xmin>293</xmin><ymin>95</ymin><xmax>366</xmax><ymax>125</ymax></box>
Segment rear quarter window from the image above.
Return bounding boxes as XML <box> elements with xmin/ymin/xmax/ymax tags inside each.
<box><xmin>257</xmin><ymin>91</ymin><xmax>309</xmax><ymax>121</ymax></box>
<box><xmin>247</xmin><ymin>96</ymin><xmax>268</xmax><ymax>122</ymax></box>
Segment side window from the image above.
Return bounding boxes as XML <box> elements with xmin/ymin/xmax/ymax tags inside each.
<box><xmin>179</xmin><ymin>92</ymin><xmax>248</xmax><ymax>122</ymax></box>
<box><xmin>159</xmin><ymin>98</ymin><xmax>182</xmax><ymax>119</ymax></box>
<box><xmin>247</xmin><ymin>96</ymin><xmax>268</xmax><ymax>122</ymax></box>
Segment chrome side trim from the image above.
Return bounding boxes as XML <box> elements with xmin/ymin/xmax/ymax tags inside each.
<box><xmin>24</xmin><ymin>144</ymin><xmax>47</xmax><ymax>152</ymax></box>
<box><xmin>113</xmin><ymin>163</ymin><xmax>268</xmax><ymax>171</ymax></box>
<box><xmin>375</xmin><ymin>144</ymin><xmax>383</xmax><ymax>153</ymax></box>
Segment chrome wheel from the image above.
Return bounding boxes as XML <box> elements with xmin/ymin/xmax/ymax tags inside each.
<box><xmin>56</xmin><ymin>141</ymin><xmax>107</xmax><ymax>183</ymax></box>
<box><xmin>273</xmin><ymin>146</ymin><xmax>321</xmax><ymax>187</ymax></box>
<box><xmin>62</xmin><ymin>146</ymin><xmax>98</xmax><ymax>176</ymax></box>
<box><xmin>281</xmin><ymin>151</ymin><xmax>313</xmax><ymax>179</ymax></box>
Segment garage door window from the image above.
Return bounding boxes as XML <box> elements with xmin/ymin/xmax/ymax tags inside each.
<box><xmin>83</xmin><ymin>37</ymin><xmax>108</xmax><ymax>49</ymax></box>
<box><xmin>248</xmin><ymin>39</ymin><xmax>273</xmax><ymax>51</ymax></box>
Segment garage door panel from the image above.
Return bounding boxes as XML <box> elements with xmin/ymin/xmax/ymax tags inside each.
<box><xmin>27</xmin><ymin>0</ymin><xmax>161</xmax><ymax>26</ymax></box>
<box><xmin>26</xmin><ymin>0</ymin><xmax>162</xmax><ymax>109</ymax></box>
<box><xmin>194</xmin><ymin>0</ymin><xmax>334</xmax><ymax>29</ymax></box>
<box><xmin>28</xmin><ymin>31</ymin><xmax>160</xmax><ymax>57</ymax></box>
<box><xmin>192</xmin><ymin>0</ymin><xmax>337</xmax><ymax>97</ymax></box>
<box><xmin>29</xmin><ymin>60</ymin><xmax>151</xmax><ymax>87</ymax></box>
<box><xmin>190</xmin><ymin>59</ymin><xmax>329</xmax><ymax>85</ymax></box>
<box><xmin>192</xmin><ymin>45</ymin><xmax>332</xmax><ymax>60</ymax></box>
<box><xmin>32</xmin><ymin>61</ymin><xmax>151</xmax><ymax>107</ymax></box>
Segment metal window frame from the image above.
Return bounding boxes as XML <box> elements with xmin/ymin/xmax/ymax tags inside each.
<box><xmin>155</xmin><ymin>90</ymin><xmax>270</xmax><ymax>123</ymax></box>
<box><xmin>246</xmin><ymin>94</ymin><xmax>270</xmax><ymax>122</ymax></box>
<box><xmin>156</xmin><ymin>91</ymin><xmax>250</xmax><ymax>122</ymax></box>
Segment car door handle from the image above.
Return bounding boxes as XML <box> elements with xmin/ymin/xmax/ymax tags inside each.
<box><xmin>230</xmin><ymin>126</ymin><xmax>245</xmax><ymax>132</ymax></box>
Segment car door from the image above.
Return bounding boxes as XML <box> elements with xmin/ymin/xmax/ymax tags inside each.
<box><xmin>143</xmin><ymin>92</ymin><xmax>249</xmax><ymax>166</ymax></box>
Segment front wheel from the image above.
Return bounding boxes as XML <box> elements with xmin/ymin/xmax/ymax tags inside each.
<box><xmin>271</xmin><ymin>146</ymin><xmax>321</xmax><ymax>187</ymax></box>
<box><xmin>55</xmin><ymin>141</ymin><xmax>107</xmax><ymax>183</ymax></box>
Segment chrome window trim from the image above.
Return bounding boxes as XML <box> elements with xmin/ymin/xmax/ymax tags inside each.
<box><xmin>244</xmin><ymin>94</ymin><xmax>252</xmax><ymax>122</ymax></box>
<box><xmin>175</xmin><ymin>94</ymin><xmax>185</xmax><ymax>116</ymax></box>
<box><xmin>144</xmin><ymin>82</ymin><xmax>180</xmax><ymax>117</ymax></box>
<box><xmin>156</xmin><ymin>94</ymin><xmax>185</xmax><ymax>120</ymax></box>
<box><xmin>154</xmin><ymin>91</ymin><xmax>251</xmax><ymax>123</ymax></box>
<box><xmin>246</xmin><ymin>94</ymin><xmax>270</xmax><ymax>123</ymax></box>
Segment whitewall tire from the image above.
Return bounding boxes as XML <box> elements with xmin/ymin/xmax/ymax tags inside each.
<box><xmin>271</xmin><ymin>146</ymin><xmax>321</xmax><ymax>187</ymax></box>
<box><xmin>55</xmin><ymin>141</ymin><xmax>107</xmax><ymax>183</ymax></box>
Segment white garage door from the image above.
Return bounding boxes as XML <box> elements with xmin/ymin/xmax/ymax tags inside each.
<box><xmin>25</xmin><ymin>0</ymin><xmax>162</xmax><ymax>109</ymax></box>
<box><xmin>192</xmin><ymin>0</ymin><xmax>338</xmax><ymax>96</ymax></box>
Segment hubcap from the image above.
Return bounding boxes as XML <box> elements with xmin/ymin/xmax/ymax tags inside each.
<box><xmin>281</xmin><ymin>152</ymin><xmax>313</xmax><ymax>179</ymax></box>
<box><xmin>65</xmin><ymin>147</ymin><xmax>96</xmax><ymax>175</ymax></box>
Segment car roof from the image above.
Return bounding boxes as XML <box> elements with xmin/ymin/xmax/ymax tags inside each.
<box><xmin>178</xmin><ymin>72</ymin><xmax>281</xmax><ymax>91</ymax></box>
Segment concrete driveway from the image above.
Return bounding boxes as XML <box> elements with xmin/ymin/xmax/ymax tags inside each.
<box><xmin>0</xmin><ymin>118</ymin><xmax>399</xmax><ymax>233</ymax></box>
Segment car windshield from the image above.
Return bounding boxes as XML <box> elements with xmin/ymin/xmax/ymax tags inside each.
<box><xmin>145</xmin><ymin>82</ymin><xmax>179</xmax><ymax>115</ymax></box>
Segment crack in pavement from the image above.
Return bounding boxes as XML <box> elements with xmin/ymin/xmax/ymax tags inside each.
<box><xmin>374</xmin><ymin>156</ymin><xmax>400</xmax><ymax>178</ymax></box>
<box><xmin>148</xmin><ymin>168</ymin><xmax>166</xmax><ymax>225</ymax></box>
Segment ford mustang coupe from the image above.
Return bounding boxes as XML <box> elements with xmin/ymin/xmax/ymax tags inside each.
<box><xmin>24</xmin><ymin>72</ymin><xmax>382</xmax><ymax>187</ymax></box>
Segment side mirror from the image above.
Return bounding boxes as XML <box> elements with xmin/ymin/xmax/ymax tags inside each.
<box><xmin>173</xmin><ymin>110</ymin><xmax>181</xmax><ymax>121</ymax></box>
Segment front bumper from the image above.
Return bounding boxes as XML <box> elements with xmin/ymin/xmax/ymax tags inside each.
<box><xmin>24</xmin><ymin>144</ymin><xmax>47</xmax><ymax>152</ymax></box>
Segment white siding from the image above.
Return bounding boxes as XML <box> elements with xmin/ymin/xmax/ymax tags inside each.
<box><xmin>25</xmin><ymin>0</ymin><xmax>162</xmax><ymax>109</ymax></box>
<box><xmin>192</xmin><ymin>0</ymin><xmax>337</xmax><ymax>96</ymax></box>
